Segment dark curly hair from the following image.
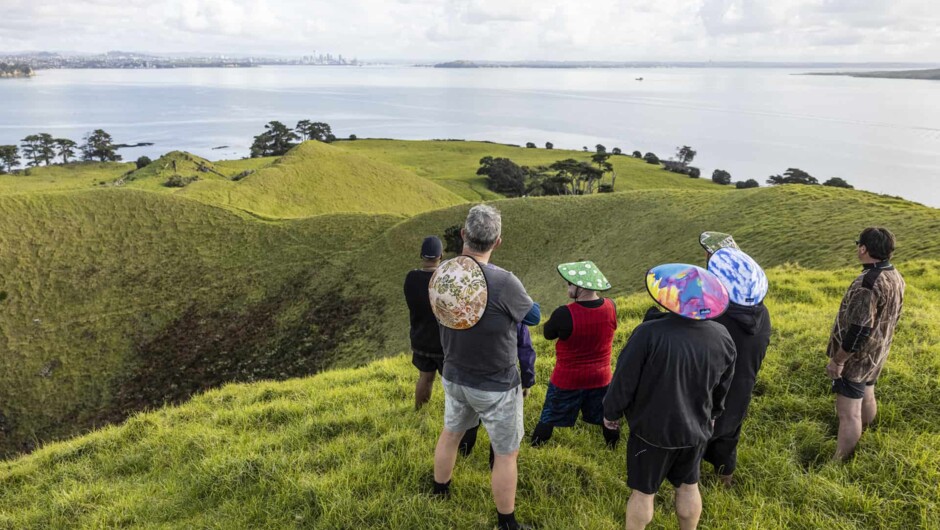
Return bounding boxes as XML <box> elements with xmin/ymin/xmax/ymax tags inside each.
<box><xmin>858</xmin><ymin>227</ymin><xmax>896</xmax><ymax>261</ymax></box>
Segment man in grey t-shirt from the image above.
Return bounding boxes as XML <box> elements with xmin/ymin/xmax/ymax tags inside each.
<box><xmin>432</xmin><ymin>204</ymin><xmax>540</xmax><ymax>530</ymax></box>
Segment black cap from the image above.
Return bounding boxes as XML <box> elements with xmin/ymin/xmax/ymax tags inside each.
<box><xmin>421</xmin><ymin>236</ymin><xmax>443</xmax><ymax>259</ymax></box>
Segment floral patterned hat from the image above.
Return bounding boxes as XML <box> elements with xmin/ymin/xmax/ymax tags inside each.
<box><xmin>699</xmin><ymin>231</ymin><xmax>740</xmax><ymax>254</ymax></box>
<box><xmin>557</xmin><ymin>261</ymin><xmax>612</xmax><ymax>291</ymax></box>
<box><xmin>646</xmin><ymin>263</ymin><xmax>729</xmax><ymax>320</ymax></box>
<box><xmin>429</xmin><ymin>255</ymin><xmax>489</xmax><ymax>330</ymax></box>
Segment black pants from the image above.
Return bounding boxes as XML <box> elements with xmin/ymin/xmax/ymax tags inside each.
<box><xmin>702</xmin><ymin>423</ymin><xmax>742</xmax><ymax>475</ymax></box>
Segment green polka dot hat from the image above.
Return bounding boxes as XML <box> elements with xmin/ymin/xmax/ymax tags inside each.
<box><xmin>557</xmin><ymin>261</ymin><xmax>612</xmax><ymax>291</ymax></box>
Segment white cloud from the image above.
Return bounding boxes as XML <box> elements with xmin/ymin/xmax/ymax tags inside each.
<box><xmin>0</xmin><ymin>0</ymin><xmax>937</xmax><ymax>62</ymax></box>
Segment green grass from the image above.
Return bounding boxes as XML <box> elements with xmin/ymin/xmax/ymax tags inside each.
<box><xmin>1</xmin><ymin>263</ymin><xmax>937</xmax><ymax>529</ymax></box>
<box><xmin>0</xmin><ymin>162</ymin><xmax>134</xmax><ymax>196</ymax></box>
<box><xmin>176</xmin><ymin>142</ymin><xmax>467</xmax><ymax>218</ymax></box>
<box><xmin>341</xmin><ymin>139</ymin><xmax>719</xmax><ymax>201</ymax></box>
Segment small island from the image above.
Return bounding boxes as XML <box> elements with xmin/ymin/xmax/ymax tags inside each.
<box><xmin>809</xmin><ymin>68</ymin><xmax>940</xmax><ymax>81</ymax></box>
<box><xmin>0</xmin><ymin>63</ymin><xmax>34</xmax><ymax>78</ymax></box>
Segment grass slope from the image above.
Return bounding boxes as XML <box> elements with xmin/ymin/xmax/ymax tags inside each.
<box><xmin>177</xmin><ymin>142</ymin><xmax>466</xmax><ymax>218</ymax></box>
<box><xmin>1</xmin><ymin>263</ymin><xmax>937</xmax><ymax>529</ymax></box>
<box><xmin>341</xmin><ymin>140</ymin><xmax>718</xmax><ymax>201</ymax></box>
<box><xmin>340</xmin><ymin>185</ymin><xmax>940</xmax><ymax>367</ymax></box>
<box><xmin>0</xmin><ymin>162</ymin><xmax>133</xmax><ymax>196</ymax></box>
<box><xmin>0</xmin><ymin>188</ymin><xmax>399</xmax><ymax>456</ymax></box>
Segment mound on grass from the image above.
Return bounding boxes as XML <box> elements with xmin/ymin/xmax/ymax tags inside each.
<box><xmin>177</xmin><ymin>141</ymin><xmax>466</xmax><ymax>218</ymax></box>
<box><xmin>1</xmin><ymin>264</ymin><xmax>937</xmax><ymax>529</ymax></box>
<box><xmin>0</xmin><ymin>161</ymin><xmax>134</xmax><ymax>196</ymax></box>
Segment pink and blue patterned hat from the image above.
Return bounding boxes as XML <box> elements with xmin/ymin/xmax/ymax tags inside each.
<box><xmin>707</xmin><ymin>248</ymin><xmax>769</xmax><ymax>306</ymax></box>
<box><xmin>646</xmin><ymin>263</ymin><xmax>730</xmax><ymax>320</ymax></box>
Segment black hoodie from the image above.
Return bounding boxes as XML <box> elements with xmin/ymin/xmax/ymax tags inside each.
<box><xmin>711</xmin><ymin>302</ymin><xmax>771</xmax><ymax>437</ymax></box>
<box><xmin>603</xmin><ymin>309</ymin><xmax>737</xmax><ymax>448</ymax></box>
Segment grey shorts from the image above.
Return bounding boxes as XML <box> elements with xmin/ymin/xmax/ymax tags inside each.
<box><xmin>442</xmin><ymin>378</ymin><xmax>524</xmax><ymax>455</ymax></box>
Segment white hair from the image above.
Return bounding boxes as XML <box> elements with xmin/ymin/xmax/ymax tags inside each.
<box><xmin>464</xmin><ymin>204</ymin><xmax>501</xmax><ymax>252</ymax></box>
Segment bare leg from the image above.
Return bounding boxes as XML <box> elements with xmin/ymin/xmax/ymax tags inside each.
<box><xmin>434</xmin><ymin>429</ymin><xmax>466</xmax><ymax>483</ymax></box>
<box><xmin>625</xmin><ymin>491</ymin><xmax>655</xmax><ymax>530</ymax></box>
<box><xmin>491</xmin><ymin>451</ymin><xmax>519</xmax><ymax>515</ymax></box>
<box><xmin>861</xmin><ymin>386</ymin><xmax>877</xmax><ymax>430</ymax></box>
<box><xmin>675</xmin><ymin>483</ymin><xmax>702</xmax><ymax>530</ymax></box>
<box><xmin>834</xmin><ymin>394</ymin><xmax>863</xmax><ymax>460</ymax></box>
<box><xmin>415</xmin><ymin>371</ymin><xmax>435</xmax><ymax>409</ymax></box>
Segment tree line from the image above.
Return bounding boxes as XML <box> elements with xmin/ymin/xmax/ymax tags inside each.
<box><xmin>250</xmin><ymin>120</ymin><xmax>355</xmax><ymax>158</ymax></box>
<box><xmin>0</xmin><ymin>130</ymin><xmax>121</xmax><ymax>173</ymax></box>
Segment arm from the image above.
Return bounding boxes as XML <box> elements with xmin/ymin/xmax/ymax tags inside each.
<box><xmin>516</xmin><ymin>323</ymin><xmax>536</xmax><ymax>389</ymax></box>
<box><xmin>543</xmin><ymin>305</ymin><xmax>572</xmax><ymax>341</ymax></box>
<box><xmin>710</xmin><ymin>339</ymin><xmax>737</xmax><ymax>420</ymax></box>
<box><xmin>603</xmin><ymin>326</ymin><xmax>649</xmax><ymax>422</ymax></box>
<box><xmin>522</xmin><ymin>302</ymin><xmax>541</xmax><ymax>327</ymax></box>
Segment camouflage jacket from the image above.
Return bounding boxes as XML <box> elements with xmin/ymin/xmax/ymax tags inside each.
<box><xmin>827</xmin><ymin>261</ymin><xmax>905</xmax><ymax>383</ymax></box>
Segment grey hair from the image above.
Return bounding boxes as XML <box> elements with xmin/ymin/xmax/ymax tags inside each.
<box><xmin>464</xmin><ymin>204</ymin><xmax>502</xmax><ymax>252</ymax></box>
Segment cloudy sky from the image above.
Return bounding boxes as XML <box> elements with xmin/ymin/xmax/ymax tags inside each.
<box><xmin>1</xmin><ymin>0</ymin><xmax>938</xmax><ymax>62</ymax></box>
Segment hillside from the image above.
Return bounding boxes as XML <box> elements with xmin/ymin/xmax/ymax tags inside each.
<box><xmin>1</xmin><ymin>263</ymin><xmax>937</xmax><ymax>528</ymax></box>
<box><xmin>338</xmin><ymin>185</ymin><xmax>940</xmax><ymax>367</ymax></box>
<box><xmin>340</xmin><ymin>139</ymin><xmax>717</xmax><ymax>201</ymax></box>
<box><xmin>177</xmin><ymin>141</ymin><xmax>467</xmax><ymax>218</ymax></box>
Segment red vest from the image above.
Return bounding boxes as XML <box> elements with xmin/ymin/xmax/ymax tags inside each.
<box><xmin>550</xmin><ymin>299</ymin><xmax>617</xmax><ymax>390</ymax></box>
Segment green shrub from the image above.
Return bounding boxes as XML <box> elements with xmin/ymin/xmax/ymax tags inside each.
<box><xmin>164</xmin><ymin>175</ymin><xmax>200</xmax><ymax>188</ymax></box>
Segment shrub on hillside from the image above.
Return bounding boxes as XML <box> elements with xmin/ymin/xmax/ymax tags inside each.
<box><xmin>712</xmin><ymin>169</ymin><xmax>732</xmax><ymax>185</ymax></box>
<box><xmin>164</xmin><ymin>175</ymin><xmax>200</xmax><ymax>188</ymax></box>
<box><xmin>443</xmin><ymin>225</ymin><xmax>463</xmax><ymax>254</ymax></box>
<box><xmin>612</xmin><ymin>147</ymin><xmax>622</xmax><ymax>155</ymax></box>
<box><xmin>477</xmin><ymin>156</ymin><xmax>527</xmax><ymax>197</ymax></box>
<box><xmin>598</xmin><ymin>184</ymin><xmax>615</xmax><ymax>193</ymax></box>
<box><xmin>632</xmin><ymin>150</ymin><xmax>642</xmax><ymax>158</ymax></box>
<box><xmin>767</xmin><ymin>168</ymin><xmax>818</xmax><ymax>186</ymax></box>
<box><xmin>823</xmin><ymin>177</ymin><xmax>853</xmax><ymax>189</ymax></box>
<box><xmin>687</xmin><ymin>167</ymin><xmax>700</xmax><ymax>178</ymax></box>
<box><xmin>232</xmin><ymin>170</ymin><xmax>254</xmax><ymax>182</ymax></box>
<box><xmin>348</xmin><ymin>134</ymin><xmax>358</xmax><ymax>141</ymax></box>
<box><xmin>526</xmin><ymin>142</ymin><xmax>537</xmax><ymax>148</ymax></box>
<box><xmin>135</xmin><ymin>156</ymin><xmax>152</xmax><ymax>170</ymax></box>
<box><xmin>643</xmin><ymin>152</ymin><xmax>659</xmax><ymax>165</ymax></box>
<box><xmin>545</xmin><ymin>142</ymin><xmax>553</xmax><ymax>150</ymax></box>
<box><xmin>736</xmin><ymin>179</ymin><xmax>760</xmax><ymax>189</ymax></box>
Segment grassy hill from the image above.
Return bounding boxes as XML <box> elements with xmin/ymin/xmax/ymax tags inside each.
<box><xmin>340</xmin><ymin>139</ymin><xmax>718</xmax><ymax>201</ymax></box>
<box><xmin>1</xmin><ymin>263</ymin><xmax>937</xmax><ymax>529</ymax></box>
<box><xmin>176</xmin><ymin>142</ymin><xmax>466</xmax><ymax>218</ymax></box>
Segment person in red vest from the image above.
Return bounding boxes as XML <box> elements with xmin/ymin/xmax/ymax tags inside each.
<box><xmin>531</xmin><ymin>261</ymin><xmax>620</xmax><ymax>448</ymax></box>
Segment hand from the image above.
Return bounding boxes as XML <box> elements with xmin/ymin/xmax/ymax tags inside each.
<box><xmin>603</xmin><ymin>418</ymin><xmax>620</xmax><ymax>431</ymax></box>
<box><xmin>826</xmin><ymin>359</ymin><xmax>845</xmax><ymax>379</ymax></box>
<box><xmin>522</xmin><ymin>387</ymin><xmax>530</xmax><ymax>399</ymax></box>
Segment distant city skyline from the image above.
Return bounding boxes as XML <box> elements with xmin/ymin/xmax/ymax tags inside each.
<box><xmin>2</xmin><ymin>0</ymin><xmax>938</xmax><ymax>62</ymax></box>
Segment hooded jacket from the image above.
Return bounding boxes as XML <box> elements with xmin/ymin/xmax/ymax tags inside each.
<box><xmin>712</xmin><ymin>303</ymin><xmax>772</xmax><ymax>438</ymax></box>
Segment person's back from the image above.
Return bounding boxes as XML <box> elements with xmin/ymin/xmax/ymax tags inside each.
<box><xmin>403</xmin><ymin>236</ymin><xmax>445</xmax><ymax>409</ymax></box>
<box><xmin>551</xmin><ymin>298</ymin><xmax>617</xmax><ymax>389</ymax></box>
<box><xmin>609</xmin><ymin>313</ymin><xmax>737</xmax><ymax>448</ymax></box>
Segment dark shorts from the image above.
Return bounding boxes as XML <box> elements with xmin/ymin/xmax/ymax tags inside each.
<box><xmin>537</xmin><ymin>382</ymin><xmax>607</xmax><ymax>427</ymax></box>
<box><xmin>412</xmin><ymin>350</ymin><xmax>444</xmax><ymax>375</ymax></box>
<box><xmin>831</xmin><ymin>378</ymin><xmax>875</xmax><ymax>400</ymax></box>
<box><xmin>627</xmin><ymin>433</ymin><xmax>705</xmax><ymax>495</ymax></box>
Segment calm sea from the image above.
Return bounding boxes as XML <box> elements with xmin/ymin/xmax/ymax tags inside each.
<box><xmin>1</xmin><ymin>66</ymin><xmax>938</xmax><ymax>206</ymax></box>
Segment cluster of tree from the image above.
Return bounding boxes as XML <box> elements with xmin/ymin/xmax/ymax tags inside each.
<box><xmin>766</xmin><ymin>168</ymin><xmax>853</xmax><ymax>188</ymax></box>
<box><xmin>662</xmin><ymin>146</ymin><xmax>699</xmax><ymax>177</ymax></box>
<box><xmin>0</xmin><ymin>129</ymin><xmax>121</xmax><ymax>173</ymax></box>
<box><xmin>249</xmin><ymin>120</ymin><xmax>338</xmax><ymax>158</ymax></box>
<box><xmin>477</xmin><ymin>151</ymin><xmax>615</xmax><ymax>197</ymax></box>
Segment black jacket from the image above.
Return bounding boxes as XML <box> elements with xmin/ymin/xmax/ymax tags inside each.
<box><xmin>603</xmin><ymin>309</ymin><xmax>737</xmax><ymax>448</ymax></box>
<box><xmin>403</xmin><ymin>270</ymin><xmax>443</xmax><ymax>355</ymax></box>
<box><xmin>712</xmin><ymin>303</ymin><xmax>771</xmax><ymax>438</ymax></box>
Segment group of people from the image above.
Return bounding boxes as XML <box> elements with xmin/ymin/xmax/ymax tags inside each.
<box><xmin>403</xmin><ymin>204</ymin><xmax>905</xmax><ymax>530</ymax></box>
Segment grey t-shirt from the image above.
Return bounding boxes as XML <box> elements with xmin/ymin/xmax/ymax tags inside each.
<box><xmin>441</xmin><ymin>263</ymin><xmax>534</xmax><ymax>391</ymax></box>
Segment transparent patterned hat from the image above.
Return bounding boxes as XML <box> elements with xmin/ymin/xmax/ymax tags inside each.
<box><xmin>699</xmin><ymin>231</ymin><xmax>740</xmax><ymax>254</ymax></box>
<box><xmin>429</xmin><ymin>256</ymin><xmax>489</xmax><ymax>330</ymax></box>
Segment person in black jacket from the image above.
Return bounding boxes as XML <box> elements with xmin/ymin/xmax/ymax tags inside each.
<box><xmin>604</xmin><ymin>280</ymin><xmax>736</xmax><ymax>530</ymax></box>
<box><xmin>403</xmin><ymin>236</ymin><xmax>446</xmax><ymax>409</ymax></box>
<box><xmin>701</xmin><ymin>240</ymin><xmax>772</xmax><ymax>487</ymax></box>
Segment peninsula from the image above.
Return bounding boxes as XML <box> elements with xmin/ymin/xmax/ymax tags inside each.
<box><xmin>0</xmin><ymin>63</ymin><xmax>34</xmax><ymax>78</ymax></box>
<box><xmin>809</xmin><ymin>68</ymin><xmax>940</xmax><ymax>81</ymax></box>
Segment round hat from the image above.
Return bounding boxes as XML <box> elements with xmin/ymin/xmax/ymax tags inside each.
<box><xmin>429</xmin><ymin>255</ymin><xmax>488</xmax><ymax>330</ymax></box>
<box><xmin>557</xmin><ymin>261</ymin><xmax>612</xmax><ymax>291</ymax></box>
<box><xmin>699</xmin><ymin>231</ymin><xmax>739</xmax><ymax>254</ymax></box>
<box><xmin>707</xmin><ymin>247</ymin><xmax>769</xmax><ymax>306</ymax></box>
<box><xmin>646</xmin><ymin>263</ymin><xmax>729</xmax><ymax>320</ymax></box>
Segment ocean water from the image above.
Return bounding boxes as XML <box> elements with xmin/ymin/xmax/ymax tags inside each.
<box><xmin>1</xmin><ymin>66</ymin><xmax>938</xmax><ymax>206</ymax></box>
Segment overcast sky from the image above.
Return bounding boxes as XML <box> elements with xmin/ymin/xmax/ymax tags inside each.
<box><xmin>2</xmin><ymin>0</ymin><xmax>938</xmax><ymax>62</ymax></box>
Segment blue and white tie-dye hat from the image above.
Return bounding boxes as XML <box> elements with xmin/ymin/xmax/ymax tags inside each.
<box><xmin>707</xmin><ymin>248</ymin><xmax>769</xmax><ymax>306</ymax></box>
